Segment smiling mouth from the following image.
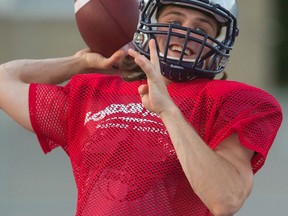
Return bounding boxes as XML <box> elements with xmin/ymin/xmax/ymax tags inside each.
<box><xmin>169</xmin><ymin>44</ymin><xmax>193</xmax><ymax>56</ymax></box>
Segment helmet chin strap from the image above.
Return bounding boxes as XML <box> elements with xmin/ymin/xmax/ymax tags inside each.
<box><xmin>159</xmin><ymin>60</ymin><xmax>214</xmax><ymax>82</ymax></box>
<box><xmin>160</xmin><ymin>61</ymin><xmax>196</xmax><ymax>81</ymax></box>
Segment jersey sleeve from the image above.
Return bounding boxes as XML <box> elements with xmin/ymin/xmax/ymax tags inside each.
<box><xmin>207</xmin><ymin>82</ymin><xmax>283</xmax><ymax>174</ymax></box>
<box><xmin>29</xmin><ymin>83</ymin><xmax>70</xmax><ymax>154</ymax></box>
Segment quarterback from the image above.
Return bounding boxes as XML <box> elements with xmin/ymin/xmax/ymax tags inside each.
<box><xmin>0</xmin><ymin>0</ymin><xmax>282</xmax><ymax>215</ymax></box>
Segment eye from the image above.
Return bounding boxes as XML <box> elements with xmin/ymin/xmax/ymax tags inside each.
<box><xmin>169</xmin><ymin>20</ymin><xmax>181</xmax><ymax>26</ymax></box>
<box><xmin>194</xmin><ymin>27</ymin><xmax>208</xmax><ymax>34</ymax></box>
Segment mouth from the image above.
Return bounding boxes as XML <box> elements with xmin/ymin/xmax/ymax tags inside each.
<box><xmin>169</xmin><ymin>44</ymin><xmax>193</xmax><ymax>57</ymax></box>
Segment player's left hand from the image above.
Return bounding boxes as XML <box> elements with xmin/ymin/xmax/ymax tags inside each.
<box><xmin>74</xmin><ymin>48</ymin><xmax>128</xmax><ymax>75</ymax></box>
<box><xmin>128</xmin><ymin>39</ymin><xmax>175</xmax><ymax>115</ymax></box>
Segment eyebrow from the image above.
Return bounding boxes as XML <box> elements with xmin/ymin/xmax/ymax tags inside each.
<box><xmin>159</xmin><ymin>10</ymin><xmax>219</xmax><ymax>36</ymax></box>
<box><xmin>160</xmin><ymin>10</ymin><xmax>185</xmax><ymax>19</ymax></box>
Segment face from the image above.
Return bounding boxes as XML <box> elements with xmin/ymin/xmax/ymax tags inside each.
<box><xmin>156</xmin><ymin>5</ymin><xmax>219</xmax><ymax>61</ymax></box>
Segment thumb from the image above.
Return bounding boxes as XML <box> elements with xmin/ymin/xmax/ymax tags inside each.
<box><xmin>138</xmin><ymin>84</ymin><xmax>149</xmax><ymax>98</ymax></box>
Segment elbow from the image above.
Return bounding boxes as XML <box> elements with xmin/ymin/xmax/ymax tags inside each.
<box><xmin>208</xmin><ymin>195</ymin><xmax>245</xmax><ymax>216</ymax></box>
<box><xmin>207</xmin><ymin>178</ymin><xmax>253</xmax><ymax>216</ymax></box>
<box><xmin>210</xmin><ymin>206</ymin><xmax>239</xmax><ymax>216</ymax></box>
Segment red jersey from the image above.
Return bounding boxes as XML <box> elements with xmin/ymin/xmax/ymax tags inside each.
<box><xmin>29</xmin><ymin>74</ymin><xmax>282</xmax><ymax>216</ymax></box>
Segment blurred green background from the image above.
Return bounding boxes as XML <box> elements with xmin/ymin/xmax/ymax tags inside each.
<box><xmin>0</xmin><ymin>0</ymin><xmax>287</xmax><ymax>215</ymax></box>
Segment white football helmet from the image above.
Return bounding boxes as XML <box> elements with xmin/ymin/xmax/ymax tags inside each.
<box><xmin>133</xmin><ymin>0</ymin><xmax>239</xmax><ymax>81</ymax></box>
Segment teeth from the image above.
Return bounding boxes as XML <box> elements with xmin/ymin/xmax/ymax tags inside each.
<box><xmin>170</xmin><ymin>45</ymin><xmax>192</xmax><ymax>56</ymax></box>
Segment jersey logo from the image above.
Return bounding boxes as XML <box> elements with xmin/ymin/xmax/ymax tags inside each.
<box><xmin>84</xmin><ymin>103</ymin><xmax>167</xmax><ymax>134</ymax></box>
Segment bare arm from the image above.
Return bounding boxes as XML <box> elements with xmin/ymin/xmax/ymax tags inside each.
<box><xmin>128</xmin><ymin>40</ymin><xmax>254</xmax><ymax>216</ymax></box>
<box><xmin>160</xmin><ymin>108</ymin><xmax>254</xmax><ymax>216</ymax></box>
<box><xmin>0</xmin><ymin>49</ymin><xmax>126</xmax><ymax>131</ymax></box>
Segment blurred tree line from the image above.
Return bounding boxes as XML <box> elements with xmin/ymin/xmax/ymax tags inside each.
<box><xmin>276</xmin><ymin>0</ymin><xmax>288</xmax><ymax>86</ymax></box>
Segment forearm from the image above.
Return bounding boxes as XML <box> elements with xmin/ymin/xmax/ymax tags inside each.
<box><xmin>0</xmin><ymin>55</ymin><xmax>87</xmax><ymax>85</ymax></box>
<box><xmin>160</xmin><ymin>106</ymin><xmax>246</xmax><ymax>215</ymax></box>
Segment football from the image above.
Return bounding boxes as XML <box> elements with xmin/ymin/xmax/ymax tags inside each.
<box><xmin>74</xmin><ymin>0</ymin><xmax>140</xmax><ymax>57</ymax></box>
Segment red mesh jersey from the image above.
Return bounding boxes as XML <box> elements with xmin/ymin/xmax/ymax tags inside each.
<box><xmin>29</xmin><ymin>74</ymin><xmax>282</xmax><ymax>216</ymax></box>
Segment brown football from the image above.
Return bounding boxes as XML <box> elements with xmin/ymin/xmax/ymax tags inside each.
<box><xmin>74</xmin><ymin>0</ymin><xmax>140</xmax><ymax>57</ymax></box>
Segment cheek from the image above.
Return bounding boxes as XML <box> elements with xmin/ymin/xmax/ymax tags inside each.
<box><xmin>155</xmin><ymin>35</ymin><xmax>167</xmax><ymax>52</ymax></box>
<box><xmin>201</xmin><ymin>39</ymin><xmax>214</xmax><ymax>56</ymax></box>
<box><xmin>191</xmin><ymin>34</ymin><xmax>214</xmax><ymax>55</ymax></box>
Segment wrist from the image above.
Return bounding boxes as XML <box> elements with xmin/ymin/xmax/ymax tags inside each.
<box><xmin>159</xmin><ymin>103</ymin><xmax>182</xmax><ymax>123</ymax></box>
<box><xmin>72</xmin><ymin>50</ymin><xmax>95</xmax><ymax>72</ymax></box>
<box><xmin>72</xmin><ymin>53</ymin><xmax>90</xmax><ymax>73</ymax></box>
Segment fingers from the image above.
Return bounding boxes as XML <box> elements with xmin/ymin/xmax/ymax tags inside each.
<box><xmin>109</xmin><ymin>50</ymin><xmax>126</xmax><ymax>64</ymax></box>
<box><xmin>148</xmin><ymin>39</ymin><xmax>160</xmax><ymax>68</ymax></box>
<box><xmin>128</xmin><ymin>39</ymin><xmax>160</xmax><ymax>80</ymax></box>
<box><xmin>102</xmin><ymin>50</ymin><xmax>126</xmax><ymax>70</ymax></box>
